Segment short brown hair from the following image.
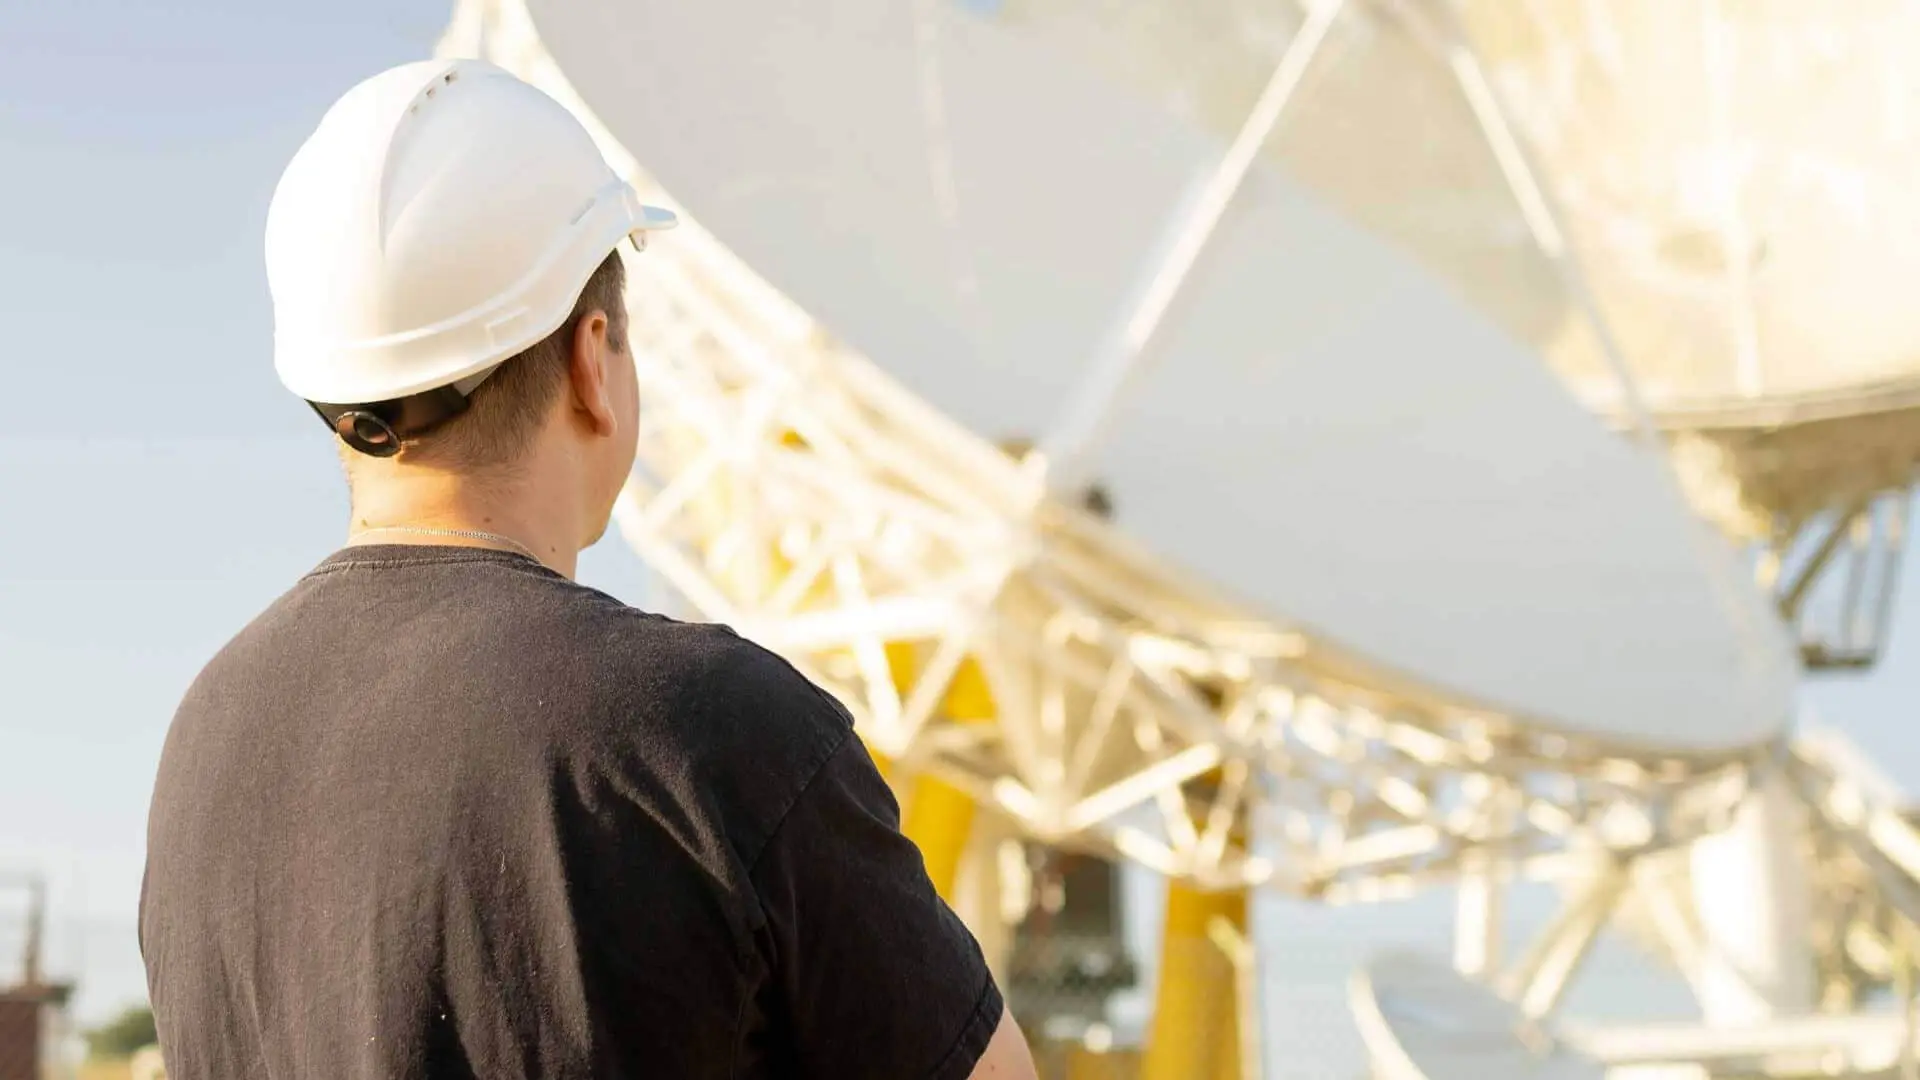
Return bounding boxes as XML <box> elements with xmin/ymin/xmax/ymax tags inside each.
<box><xmin>402</xmin><ymin>249</ymin><xmax>629</xmax><ymax>470</ymax></box>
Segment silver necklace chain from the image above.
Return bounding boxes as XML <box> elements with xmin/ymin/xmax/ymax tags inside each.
<box><xmin>350</xmin><ymin>524</ymin><xmax>543</xmax><ymax>563</ymax></box>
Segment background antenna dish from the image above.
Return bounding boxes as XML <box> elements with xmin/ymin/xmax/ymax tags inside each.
<box><xmin>1351</xmin><ymin>951</ymin><xmax>1606</xmax><ymax>1080</ymax></box>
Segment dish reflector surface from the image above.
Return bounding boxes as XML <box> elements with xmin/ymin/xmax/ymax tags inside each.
<box><xmin>525</xmin><ymin>0</ymin><xmax>1797</xmax><ymax>751</ymax></box>
<box><xmin>1353</xmin><ymin>952</ymin><xmax>1606</xmax><ymax>1080</ymax></box>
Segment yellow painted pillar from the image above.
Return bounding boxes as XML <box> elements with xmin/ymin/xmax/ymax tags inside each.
<box><xmin>1143</xmin><ymin>771</ymin><xmax>1252</xmax><ymax>1080</ymax></box>
<box><xmin>904</xmin><ymin>776</ymin><xmax>977</xmax><ymax>902</ymax></box>
<box><xmin>891</xmin><ymin>645</ymin><xmax>995</xmax><ymax>901</ymax></box>
<box><xmin>1066</xmin><ymin>1046</ymin><xmax>1139</xmax><ymax>1080</ymax></box>
<box><xmin>1142</xmin><ymin>880</ymin><xmax>1248</xmax><ymax>1080</ymax></box>
<box><xmin>1214</xmin><ymin>893</ymin><xmax>1253</xmax><ymax>1080</ymax></box>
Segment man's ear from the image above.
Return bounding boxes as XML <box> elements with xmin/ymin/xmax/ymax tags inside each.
<box><xmin>568</xmin><ymin>309</ymin><xmax>618</xmax><ymax>437</ymax></box>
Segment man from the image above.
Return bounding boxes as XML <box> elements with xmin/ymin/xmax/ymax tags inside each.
<box><xmin>140</xmin><ymin>59</ymin><xmax>1038</xmax><ymax>1080</ymax></box>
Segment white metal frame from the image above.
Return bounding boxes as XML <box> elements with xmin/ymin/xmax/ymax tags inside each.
<box><xmin>1429</xmin><ymin>732</ymin><xmax>1920</xmax><ymax>1078</ymax></box>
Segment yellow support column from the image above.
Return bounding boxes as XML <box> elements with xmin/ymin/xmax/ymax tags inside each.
<box><xmin>1143</xmin><ymin>769</ymin><xmax>1253</xmax><ymax>1080</ymax></box>
<box><xmin>1142</xmin><ymin>879</ymin><xmax>1249</xmax><ymax>1080</ymax></box>
<box><xmin>903</xmin><ymin>773</ymin><xmax>977</xmax><ymax>901</ymax></box>
<box><xmin>891</xmin><ymin>645</ymin><xmax>995</xmax><ymax>901</ymax></box>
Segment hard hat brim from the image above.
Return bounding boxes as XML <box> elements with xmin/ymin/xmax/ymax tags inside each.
<box><xmin>278</xmin><ymin>180</ymin><xmax>676</xmax><ymax>406</ymax></box>
<box><xmin>634</xmin><ymin>203</ymin><xmax>678</xmax><ymax>232</ymax></box>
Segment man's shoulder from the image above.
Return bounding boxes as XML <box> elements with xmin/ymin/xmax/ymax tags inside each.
<box><xmin>578</xmin><ymin>598</ymin><xmax>813</xmax><ymax>694</ymax></box>
<box><xmin>562</xmin><ymin>611</ymin><xmax>863</xmax><ymax>871</ymax></box>
<box><xmin>643</xmin><ymin>619</ymin><xmax>854</xmax><ymax>758</ymax></box>
<box><xmin>545</xmin><ymin>595</ymin><xmax>853</xmax><ymax>757</ymax></box>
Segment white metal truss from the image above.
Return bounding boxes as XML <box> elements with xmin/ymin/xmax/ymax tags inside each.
<box><xmin>1782</xmin><ymin>733</ymin><xmax>1920</xmax><ymax>1011</ymax></box>
<box><xmin>1773</xmin><ymin>489</ymin><xmax>1912</xmax><ymax>671</ymax></box>
<box><xmin>1401</xmin><ymin>729</ymin><xmax>1920</xmax><ymax>1080</ymax></box>
<box><xmin>1671</xmin><ymin>426</ymin><xmax>1917</xmax><ymax>671</ymax></box>
<box><xmin>1545</xmin><ymin>730</ymin><xmax>1920</xmax><ymax>1017</ymax></box>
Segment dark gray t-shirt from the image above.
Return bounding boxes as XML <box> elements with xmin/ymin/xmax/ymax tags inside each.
<box><xmin>140</xmin><ymin>544</ymin><xmax>1001</xmax><ymax>1079</ymax></box>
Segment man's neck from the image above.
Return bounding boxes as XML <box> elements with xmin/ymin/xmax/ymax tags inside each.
<box><xmin>346</xmin><ymin>470</ymin><xmax>582</xmax><ymax>579</ymax></box>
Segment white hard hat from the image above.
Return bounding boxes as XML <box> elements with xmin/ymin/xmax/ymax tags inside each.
<box><xmin>265</xmin><ymin>58</ymin><xmax>676</xmax><ymax>414</ymax></box>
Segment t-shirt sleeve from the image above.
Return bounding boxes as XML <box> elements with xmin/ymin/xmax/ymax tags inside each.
<box><xmin>750</xmin><ymin>720</ymin><xmax>1005</xmax><ymax>1079</ymax></box>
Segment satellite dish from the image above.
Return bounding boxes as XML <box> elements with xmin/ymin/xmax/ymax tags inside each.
<box><xmin>1459</xmin><ymin>2</ymin><xmax>1920</xmax><ymax>668</ymax></box>
<box><xmin>519</xmin><ymin>0</ymin><xmax>1795</xmax><ymax>752</ymax></box>
<box><xmin>448</xmin><ymin>1</ymin><xmax>1920</xmax><ymax>1047</ymax></box>
<box><xmin>827</xmin><ymin>0</ymin><xmax>1920</xmax><ymax>663</ymax></box>
<box><xmin>1351</xmin><ymin>951</ymin><xmax>1605</xmax><ymax>1080</ymax></box>
<box><xmin>1457</xmin><ymin>3</ymin><xmax>1920</xmax><ymax>422</ymax></box>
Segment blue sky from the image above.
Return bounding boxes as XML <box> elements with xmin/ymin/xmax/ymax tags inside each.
<box><xmin>3</xmin><ymin>0</ymin><xmax>1919</xmax><ymax>1043</ymax></box>
<box><xmin>0</xmin><ymin>0</ymin><xmax>655</xmax><ymax>1020</ymax></box>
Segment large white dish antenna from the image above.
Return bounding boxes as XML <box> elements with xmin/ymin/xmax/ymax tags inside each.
<box><xmin>523</xmin><ymin>0</ymin><xmax>1796</xmax><ymax>753</ymax></box>
<box><xmin>1460</xmin><ymin>1</ymin><xmax>1920</xmax><ymax>424</ymax></box>
<box><xmin>1351</xmin><ymin>951</ymin><xmax>1605</xmax><ymax>1080</ymax></box>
